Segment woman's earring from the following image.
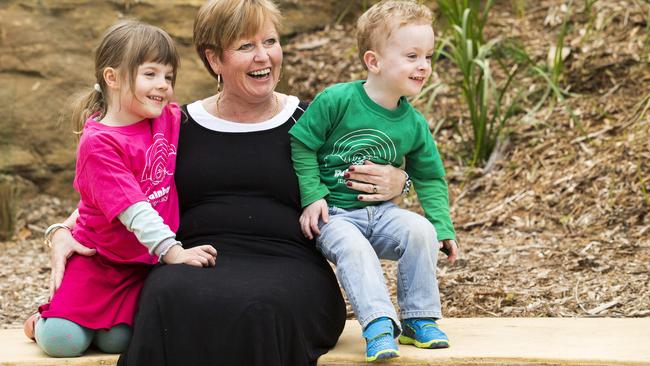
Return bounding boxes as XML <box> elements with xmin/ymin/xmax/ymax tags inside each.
<box><xmin>217</xmin><ymin>74</ymin><xmax>221</xmax><ymax>92</ymax></box>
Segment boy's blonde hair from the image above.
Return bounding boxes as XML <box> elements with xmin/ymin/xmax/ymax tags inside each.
<box><xmin>194</xmin><ymin>0</ymin><xmax>282</xmax><ymax>81</ymax></box>
<box><xmin>70</xmin><ymin>20</ymin><xmax>180</xmax><ymax>134</ymax></box>
<box><xmin>357</xmin><ymin>0</ymin><xmax>433</xmax><ymax>69</ymax></box>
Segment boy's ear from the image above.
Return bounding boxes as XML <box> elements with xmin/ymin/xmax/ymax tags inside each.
<box><xmin>205</xmin><ymin>49</ymin><xmax>222</xmax><ymax>75</ymax></box>
<box><xmin>363</xmin><ymin>50</ymin><xmax>380</xmax><ymax>74</ymax></box>
<box><xmin>103</xmin><ymin>67</ymin><xmax>120</xmax><ymax>89</ymax></box>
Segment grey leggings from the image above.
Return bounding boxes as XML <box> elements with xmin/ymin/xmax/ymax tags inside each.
<box><xmin>35</xmin><ymin>317</ymin><xmax>131</xmax><ymax>357</ymax></box>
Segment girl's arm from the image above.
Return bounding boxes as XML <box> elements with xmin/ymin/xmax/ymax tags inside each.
<box><xmin>343</xmin><ymin>161</ymin><xmax>408</xmax><ymax>202</ymax></box>
<box><xmin>118</xmin><ymin>202</ymin><xmax>179</xmax><ymax>258</ymax></box>
<box><xmin>49</xmin><ymin>209</ymin><xmax>96</xmax><ymax>299</ymax></box>
<box><xmin>119</xmin><ymin>202</ymin><xmax>217</xmax><ymax>267</ymax></box>
<box><xmin>61</xmin><ymin>209</ymin><xmax>79</xmax><ymax>228</ymax></box>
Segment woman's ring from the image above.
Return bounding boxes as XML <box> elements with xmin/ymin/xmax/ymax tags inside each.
<box><xmin>372</xmin><ymin>184</ymin><xmax>378</xmax><ymax>193</ymax></box>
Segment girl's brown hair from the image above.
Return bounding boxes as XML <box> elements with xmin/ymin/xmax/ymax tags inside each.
<box><xmin>70</xmin><ymin>20</ymin><xmax>180</xmax><ymax>134</ymax></box>
<box><xmin>193</xmin><ymin>0</ymin><xmax>282</xmax><ymax>80</ymax></box>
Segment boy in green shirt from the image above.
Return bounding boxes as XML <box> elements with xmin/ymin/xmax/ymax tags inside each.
<box><xmin>289</xmin><ymin>0</ymin><xmax>458</xmax><ymax>361</ymax></box>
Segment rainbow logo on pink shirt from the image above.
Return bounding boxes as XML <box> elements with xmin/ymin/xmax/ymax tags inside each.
<box><xmin>141</xmin><ymin>133</ymin><xmax>177</xmax><ymax>186</ymax></box>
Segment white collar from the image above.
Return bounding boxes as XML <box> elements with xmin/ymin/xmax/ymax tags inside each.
<box><xmin>187</xmin><ymin>96</ymin><xmax>300</xmax><ymax>132</ymax></box>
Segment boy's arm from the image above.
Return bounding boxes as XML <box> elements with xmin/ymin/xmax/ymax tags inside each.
<box><xmin>290</xmin><ymin>137</ymin><xmax>330</xmax><ymax>207</ymax></box>
<box><xmin>406</xmin><ymin>118</ymin><xmax>456</xmax><ymax>241</ymax></box>
<box><xmin>411</xmin><ymin>176</ymin><xmax>456</xmax><ymax>241</ymax></box>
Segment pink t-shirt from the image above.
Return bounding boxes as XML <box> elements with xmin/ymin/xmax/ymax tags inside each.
<box><xmin>72</xmin><ymin>103</ymin><xmax>181</xmax><ymax>264</ymax></box>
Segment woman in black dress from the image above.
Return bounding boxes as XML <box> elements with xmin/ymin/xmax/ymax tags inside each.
<box><xmin>48</xmin><ymin>0</ymin><xmax>408</xmax><ymax>364</ymax></box>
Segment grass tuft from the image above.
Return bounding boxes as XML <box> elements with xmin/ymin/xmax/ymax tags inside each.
<box><xmin>437</xmin><ymin>0</ymin><xmax>525</xmax><ymax>167</ymax></box>
<box><xmin>0</xmin><ymin>177</ymin><xmax>17</xmax><ymax>242</ymax></box>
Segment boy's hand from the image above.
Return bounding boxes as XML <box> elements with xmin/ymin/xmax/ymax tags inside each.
<box><xmin>299</xmin><ymin>199</ymin><xmax>329</xmax><ymax>240</ymax></box>
<box><xmin>439</xmin><ymin>240</ymin><xmax>458</xmax><ymax>264</ymax></box>
<box><xmin>162</xmin><ymin>244</ymin><xmax>217</xmax><ymax>267</ymax></box>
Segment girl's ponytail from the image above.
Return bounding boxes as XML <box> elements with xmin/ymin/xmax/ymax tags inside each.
<box><xmin>70</xmin><ymin>84</ymin><xmax>106</xmax><ymax>137</ymax></box>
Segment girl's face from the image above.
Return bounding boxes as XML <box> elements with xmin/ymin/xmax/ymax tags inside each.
<box><xmin>210</xmin><ymin>19</ymin><xmax>282</xmax><ymax>103</ymax></box>
<box><xmin>118</xmin><ymin>62</ymin><xmax>174</xmax><ymax>123</ymax></box>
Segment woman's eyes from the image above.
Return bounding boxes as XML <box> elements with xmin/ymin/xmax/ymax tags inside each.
<box><xmin>237</xmin><ymin>38</ymin><xmax>277</xmax><ymax>51</ymax></box>
<box><xmin>238</xmin><ymin>43</ymin><xmax>254</xmax><ymax>51</ymax></box>
<box><xmin>165</xmin><ymin>75</ymin><xmax>174</xmax><ymax>81</ymax></box>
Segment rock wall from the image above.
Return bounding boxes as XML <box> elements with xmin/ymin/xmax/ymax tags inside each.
<box><xmin>0</xmin><ymin>0</ymin><xmax>350</xmax><ymax>196</ymax></box>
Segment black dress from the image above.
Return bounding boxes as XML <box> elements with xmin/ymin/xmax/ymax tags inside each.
<box><xmin>118</xmin><ymin>99</ymin><xmax>346</xmax><ymax>366</ymax></box>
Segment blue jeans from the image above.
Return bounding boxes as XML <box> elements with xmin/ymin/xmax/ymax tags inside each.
<box><xmin>316</xmin><ymin>201</ymin><xmax>442</xmax><ymax>333</ymax></box>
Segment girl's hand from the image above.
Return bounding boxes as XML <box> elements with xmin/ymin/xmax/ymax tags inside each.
<box><xmin>162</xmin><ymin>245</ymin><xmax>217</xmax><ymax>267</ymax></box>
<box><xmin>299</xmin><ymin>199</ymin><xmax>329</xmax><ymax>240</ymax></box>
<box><xmin>345</xmin><ymin>161</ymin><xmax>406</xmax><ymax>202</ymax></box>
<box><xmin>49</xmin><ymin>228</ymin><xmax>96</xmax><ymax>300</ymax></box>
<box><xmin>439</xmin><ymin>239</ymin><xmax>459</xmax><ymax>264</ymax></box>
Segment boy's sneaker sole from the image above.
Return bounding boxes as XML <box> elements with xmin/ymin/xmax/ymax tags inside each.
<box><xmin>398</xmin><ymin>335</ymin><xmax>449</xmax><ymax>349</ymax></box>
<box><xmin>366</xmin><ymin>348</ymin><xmax>400</xmax><ymax>362</ymax></box>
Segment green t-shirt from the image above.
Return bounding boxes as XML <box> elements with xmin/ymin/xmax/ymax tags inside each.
<box><xmin>289</xmin><ymin>81</ymin><xmax>455</xmax><ymax>240</ymax></box>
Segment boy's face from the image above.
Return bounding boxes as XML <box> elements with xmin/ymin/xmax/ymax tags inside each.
<box><xmin>374</xmin><ymin>22</ymin><xmax>434</xmax><ymax>97</ymax></box>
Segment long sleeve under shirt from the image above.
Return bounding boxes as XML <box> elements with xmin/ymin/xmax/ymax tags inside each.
<box><xmin>289</xmin><ymin>81</ymin><xmax>455</xmax><ymax>241</ymax></box>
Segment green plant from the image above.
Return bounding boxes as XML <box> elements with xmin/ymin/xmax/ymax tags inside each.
<box><xmin>0</xmin><ymin>178</ymin><xmax>17</xmax><ymax>242</ymax></box>
<box><xmin>549</xmin><ymin>10</ymin><xmax>569</xmax><ymax>88</ymax></box>
<box><xmin>511</xmin><ymin>0</ymin><xmax>527</xmax><ymax>18</ymax></box>
<box><xmin>437</xmin><ymin>0</ymin><xmax>524</xmax><ymax>166</ymax></box>
<box><xmin>438</xmin><ymin>0</ymin><xmax>488</xmax><ymax>45</ymax></box>
<box><xmin>584</xmin><ymin>0</ymin><xmax>598</xmax><ymax>15</ymax></box>
<box><xmin>411</xmin><ymin>81</ymin><xmax>444</xmax><ymax>121</ymax></box>
<box><xmin>530</xmin><ymin>1</ymin><xmax>572</xmax><ymax>105</ymax></box>
<box><xmin>526</xmin><ymin>0</ymin><xmax>582</xmax><ymax>130</ymax></box>
<box><xmin>335</xmin><ymin>0</ymin><xmax>373</xmax><ymax>25</ymax></box>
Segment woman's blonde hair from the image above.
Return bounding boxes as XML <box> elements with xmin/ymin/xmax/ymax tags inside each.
<box><xmin>357</xmin><ymin>0</ymin><xmax>433</xmax><ymax>69</ymax></box>
<box><xmin>193</xmin><ymin>0</ymin><xmax>282</xmax><ymax>80</ymax></box>
<box><xmin>70</xmin><ymin>20</ymin><xmax>180</xmax><ymax>134</ymax></box>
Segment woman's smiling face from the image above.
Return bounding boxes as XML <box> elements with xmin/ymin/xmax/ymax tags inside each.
<box><xmin>211</xmin><ymin>19</ymin><xmax>282</xmax><ymax>103</ymax></box>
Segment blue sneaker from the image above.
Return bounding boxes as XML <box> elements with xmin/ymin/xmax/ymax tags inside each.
<box><xmin>363</xmin><ymin>317</ymin><xmax>400</xmax><ymax>362</ymax></box>
<box><xmin>398</xmin><ymin>318</ymin><xmax>450</xmax><ymax>349</ymax></box>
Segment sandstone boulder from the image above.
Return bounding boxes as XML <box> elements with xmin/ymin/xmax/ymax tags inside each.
<box><xmin>0</xmin><ymin>0</ymin><xmax>350</xmax><ymax>196</ymax></box>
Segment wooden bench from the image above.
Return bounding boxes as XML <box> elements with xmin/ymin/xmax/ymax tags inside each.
<box><xmin>2</xmin><ymin>318</ymin><xmax>649</xmax><ymax>365</ymax></box>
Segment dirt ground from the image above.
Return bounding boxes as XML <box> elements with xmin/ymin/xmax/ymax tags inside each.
<box><xmin>1</xmin><ymin>0</ymin><xmax>649</xmax><ymax>328</ymax></box>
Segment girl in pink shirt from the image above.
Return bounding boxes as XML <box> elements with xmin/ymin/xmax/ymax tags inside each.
<box><xmin>24</xmin><ymin>20</ymin><xmax>217</xmax><ymax>358</ymax></box>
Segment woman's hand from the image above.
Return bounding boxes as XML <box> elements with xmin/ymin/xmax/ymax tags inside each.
<box><xmin>49</xmin><ymin>228</ymin><xmax>96</xmax><ymax>299</ymax></box>
<box><xmin>344</xmin><ymin>161</ymin><xmax>407</xmax><ymax>202</ymax></box>
<box><xmin>439</xmin><ymin>239</ymin><xmax>459</xmax><ymax>264</ymax></box>
<box><xmin>299</xmin><ymin>199</ymin><xmax>329</xmax><ymax>240</ymax></box>
<box><xmin>162</xmin><ymin>245</ymin><xmax>217</xmax><ymax>268</ymax></box>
